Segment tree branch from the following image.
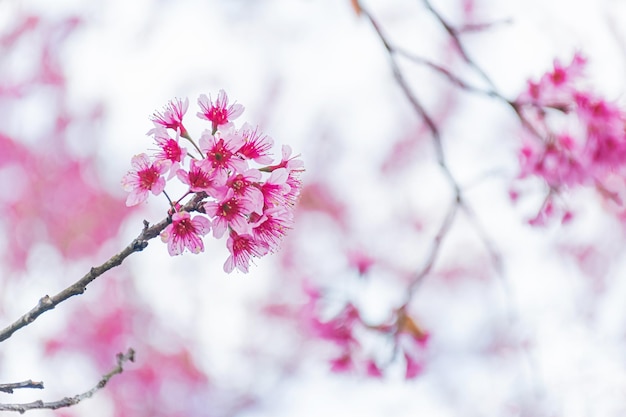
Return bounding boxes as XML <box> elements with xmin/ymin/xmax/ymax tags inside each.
<box><xmin>0</xmin><ymin>381</ymin><xmax>44</xmax><ymax>394</ymax></box>
<box><xmin>405</xmin><ymin>199</ymin><xmax>459</xmax><ymax>297</ymax></box>
<box><xmin>0</xmin><ymin>194</ymin><xmax>206</xmax><ymax>343</ymax></box>
<box><xmin>0</xmin><ymin>349</ymin><xmax>135</xmax><ymax>414</ymax></box>
<box><xmin>360</xmin><ymin>5</ymin><xmax>508</xmax><ymax>296</ymax></box>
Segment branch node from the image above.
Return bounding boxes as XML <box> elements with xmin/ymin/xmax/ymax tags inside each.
<box><xmin>38</xmin><ymin>296</ymin><xmax>53</xmax><ymax>309</ymax></box>
<box><xmin>132</xmin><ymin>240</ymin><xmax>148</xmax><ymax>251</ymax></box>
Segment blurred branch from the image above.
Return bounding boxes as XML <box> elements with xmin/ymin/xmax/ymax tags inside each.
<box><xmin>361</xmin><ymin>2</ymin><xmax>548</xmax><ymax>402</ymax></box>
<box><xmin>457</xmin><ymin>19</ymin><xmax>513</xmax><ymax>34</ymax></box>
<box><xmin>420</xmin><ymin>0</ymin><xmax>495</xmax><ymax>90</ymax></box>
<box><xmin>361</xmin><ymin>5</ymin><xmax>460</xmax><ymax>197</ymax></box>
<box><xmin>394</xmin><ymin>47</ymin><xmax>498</xmax><ymax>97</ymax></box>
<box><xmin>0</xmin><ymin>381</ymin><xmax>44</xmax><ymax>394</ymax></box>
<box><xmin>361</xmin><ymin>6</ymin><xmax>506</xmax><ymax>293</ymax></box>
<box><xmin>0</xmin><ymin>349</ymin><xmax>135</xmax><ymax>414</ymax></box>
<box><xmin>405</xmin><ymin>199</ymin><xmax>459</xmax><ymax>297</ymax></box>
<box><xmin>0</xmin><ymin>194</ymin><xmax>206</xmax><ymax>344</ymax></box>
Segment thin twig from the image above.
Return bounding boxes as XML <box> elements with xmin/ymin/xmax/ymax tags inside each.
<box><xmin>395</xmin><ymin>47</ymin><xmax>498</xmax><ymax>97</ymax></box>
<box><xmin>0</xmin><ymin>349</ymin><xmax>135</xmax><ymax>414</ymax></box>
<box><xmin>405</xmin><ymin>200</ymin><xmax>459</xmax><ymax>297</ymax></box>
<box><xmin>361</xmin><ymin>4</ymin><xmax>512</xmax><ymax>290</ymax></box>
<box><xmin>361</xmin><ymin>5</ymin><xmax>461</xmax><ymax>199</ymax></box>
<box><xmin>457</xmin><ymin>19</ymin><xmax>513</xmax><ymax>34</ymax></box>
<box><xmin>421</xmin><ymin>0</ymin><xmax>496</xmax><ymax>90</ymax></box>
<box><xmin>0</xmin><ymin>381</ymin><xmax>44</xmax><ymax>394</ymax></box>
<box><xmin>364</xmin><ymin>2</ymin><xmax>547</xmax><ymax>403</ymax></box>
<box><xmin>0</xmin><ymin>194</ymin><xmax>206</xmax><ymax>343</ymax></box>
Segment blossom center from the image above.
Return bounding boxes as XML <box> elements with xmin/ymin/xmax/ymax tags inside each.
<box><xmin>138</xmin><ymin>167</ymin><xmax>159</xmax><ymax>190</ymax></box>
<box><xmin>173</xmin><ymin>217</ymin><xmax>196</xmax><ymax>236</ymax></box>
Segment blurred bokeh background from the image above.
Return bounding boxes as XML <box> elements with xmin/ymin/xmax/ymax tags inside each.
<box><xmin>2</xmin><ymin>0</ymin><xmax>626</xmax><ymax>416</ymax></box>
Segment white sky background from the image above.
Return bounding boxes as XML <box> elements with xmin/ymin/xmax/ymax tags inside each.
<box><xmin>2</xmin><ymin>0</ymin><xmax>626</xmax><ymax>416</ymax></box>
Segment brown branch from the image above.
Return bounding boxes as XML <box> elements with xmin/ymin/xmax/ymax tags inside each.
<box><xmin>361</xmin><ymin>5</ymin><xmax>460</xmax><ymax>198</ymax></box>
<box><xmin>0</xmin><ymin>194</ymin><xmax>206</xmax><ymax>344</ymax></box>
<box><xmin>0</xmin><ymin>381</ymin><xmax>44</xmax><ymax>394</ymax></box>
<box><xmin>395</xmin><ymin>47</ymin><xmax>498</xmax><ymax>97</ymax></box>
<box><xmin>421</xmin><ymin>0</ymin><xmax>496</xmax><ymax>90</ymax></box>
<box><xmin>361</xmin><ymin>5</ymin><xmax>509</xmax><ymax>293</ymax></box>
<box><xmin>405</xmin><ymin>200</ymin><xmax>459</xmax><ymax>297</ymax></box>
<box><xmin>0</xmin><ymin>349</ymin><xmax>135</xmax><ymax>414</ymax></box>
<box><xmin>361</xmin><ymin>3</ymin><xmax>547</xmax><ymax>404</ymax></box>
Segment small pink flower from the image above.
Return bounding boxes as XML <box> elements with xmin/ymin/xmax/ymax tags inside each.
<box><xmin>250</xmin><ymin>206</ymin><xmax>293</xmax><ymax>252</ymax></box>
<box><xmin>151</xmin><ymin>127</ymin><xmax>186</xmax><ymax>178</ymax></box>
<box><xmin>404</xmin><ymin>352</ymin><xmax>423</xmax><ymax>379</ymax></box>
<box><xmin>311</xmin><ymin>303</ymin><xmax>360</xmax><ymax>348</ymax></box>
<box><xmin>177</xmin><ymin>159</ymin><xmax>227</xmax><ymax>199</ymax></box>
<box><xmin>329</xmin><ymin>354</ymin><xmax>354</xmax><ymax>373</ymax></box>
<box><xmin>204</xmin><ymin>189</ymin><xmax>254</xmax><ymax>238</ymax></box>
<box><xmin>199</xmin><ymin>130</ymin><xmax>248</xmax><ymax>173</ymax></box>
<box><xmin>121</xmin><ymin>153</ymin><xmax>168</xmax><ymax>206</ymax></box>
<box><xmin>160</xmin><ymin>211</ymin><xmax>211</xmax><ymax>256</ymax></box>
<box><xmin>223</xmin><ymin>231</ymin><xmax>269</xmax><ymax>273</ymax></box>
<box><xmin>237</xmin><ymin>123</ymin><xmax>274</xmax><ymax>164</ymax></box>
<box><xmin>227</xmin><ymin>169</ymin><xmax>264</xmax><ymax>214</ymax></box>
<box><xmin>266</xmin><ymin>144</ymin><xmax>304</xmax><ymax>171</ymax></box>
<box><xmin>519</xmin><ymin>53</ymin><xmax>586</xmax><ymax>105</ymax></box>
<box><xmin>260</xmin><ymin>167</ymin><xmax>291</xmax><ymax>208</ymax></box>
<box><xmin>197</xmin><ymin>90</ymin><xmax>244</xmax><ymax>133</ymax></box>
<box><xmin>365</xmin><ymin>360</ymin><xmax>383</xmax><ymax>378</ymax></box>
<box><xmin>285</xmin><ymin>168</ymin><xmax>304</xmax><ymax>207</ymax></box>
<box><xmin>151</xmin><ymin>97</ymin><xmax>189</xmax><ymax>137</ymax></box>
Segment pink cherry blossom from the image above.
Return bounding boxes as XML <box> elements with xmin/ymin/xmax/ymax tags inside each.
<box><xmin>227</xmin><ymin>169</ymin><xmax>264</xmax><ymax>214</ymax></box>
<box><xmin>204</xmin><ymin>189</ymin><xmax>254</xmax><ymax>238</ymax></box>
<box><xmin>197</xmin><ymin>90</ymin><xmax>244</xmax><ymax>133</ymax></box>
<box><xmin>329</xmin><ymin>354</ymin><xmax>354</xmax><ymax>373</ymax></box>
<box><xmin>223</xmin><ymin>231</ymin><xmax>269</xmax><ymax>273</ymax></box>
<box><xmin>151</xmin><ymin>97</ymin><xmax>189</xmax><ymax>137</ymax></box>
<box><xmin>160</xmin><ymin>211</ymin><xmax>211</xmax><ymax>256</ymax></box>
<box><xmin>365</xmin><ymin>360</ymin><xmax>383</xmax><ymax>378</ymax></box>
<box><xmin>237</xmin><ymin>123</ymin><xmax>274</xmax><ymax>164</ymax></box>
<box><xmin>122</xmin><ymin>92</ymin><xmax>302</xmax><ymax>272</ymax></box>
<box><xmin>260</xmin><ymin>167</ymin><xmax>291</xmax><ymax>208</ymax></box>
<box><xmin>404</xmin><ymin>352</ymin><xmax>424</xmax><ymax>379</ymax></box>
<box><xmin>519</xmin><ymin>53</ymin><xmax>586</xmax><ymax>105</ymax></box>
<box><xmin>199</xmin><ymin>130</ymin><xmax>248</xmax><ymax>173</ymax></box>
<box><xmin>250</xmin><ymin>206</ymin><xmax>293</xmax><ymax>252</ymax></box>
<box><xmin>278</xmin><ymin>144</ymin><xmax>305</xmax><ymax>171</ymax></box>
<box><xmin>515</xmin><ymin>53</ymin><xmax>626</xmax><ymax>224</ymax></box>
<box><xmin>310</xmin><ymin>302</ymin><xmax>360</xmax><ymax>348</ymax></box>
<box><xmin>151</xmin><ymin>127</ymin><xmax>186</xmax><ymax>178</ymax></box>
<box><xmin>177</xmin><ymin>159</ymin><xmax>226</xmax><ymax>199</ymax></box>
<box><xmin>121</xmin><ymin>153</ymin><xmax>168</xmax><ymax>206</ymax></box>
<box><xmin>284</xmin><ymin>168</ymin><xmax>304</xmax><ymax>207</ymax></box>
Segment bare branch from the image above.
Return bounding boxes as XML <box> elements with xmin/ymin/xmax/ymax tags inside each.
<box><xmin>394</xmin><ymin>47</ymin><xmax>497</xmax><ymax>97</ymax></box>
<box><xmin>0</xmin><ymin>381</ymin><xmax>44</xmax><ymax>394</ymax></box>
<box><xmin>360</xmin><ymin>5</ymin><xmax>461</xmax><ymax>198</ymax></box>
<box><xmin>0</xmin><ymin>194</ymin><xmax>206</xmax><ymax>343</ymax></box>
<box><xmin>0</xmin><ymin>349</ymin><xmax>135</xmax><ymax>414</ymax></box>
<box><xmin>360</xmin><ymin>5</ymin><xmax>509</xmax><ymax>295</ymax></box>
<box><xmin>405</xmin><ymin>199</ymin><xmax>459</xmax><ymax>297</ymax></box>
<box><xmin>420</xmin><ymin>0</ymin><xmax>496</xmax><ymax>90</ymax></box>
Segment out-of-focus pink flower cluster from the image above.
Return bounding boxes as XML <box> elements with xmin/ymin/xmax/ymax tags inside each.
<box><xmin>304</xmin><ymin>286</ymin><xmax>429</xmax><ymax>379</ymax></box>
<box><xmin>122</xmin><ymin>91</ymin><xmax>303</xmax><ymax>272</ymax></box>
<box><xmin>514</xmin><ymin>53</ymin><xmax>626</xmax><ymax>224</ymax></box>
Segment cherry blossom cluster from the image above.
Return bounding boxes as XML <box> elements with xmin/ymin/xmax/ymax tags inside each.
<box><xmin>514</xmin><ymin>53</ymin><xmax>626</xmax><ymax>224</ymax></box>
<box><xmin>304</xmin><ymin>286</ymin><xmax>429</xmax><ymax>379</ymax></box>
<box><xmin>122</xmin><ymin>91</ymin><xmax>303</xmax><ymax>273</ymax></box>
